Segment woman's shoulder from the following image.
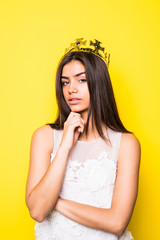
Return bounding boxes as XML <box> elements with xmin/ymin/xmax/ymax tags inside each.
<box><xmin>32</xmin><ymin>124</ymin><xmax>54</xmax><ymax>138</ymax></box>
<box><xmin>31</xmin><ymin>124</ymin><xmax>54</xmax><ymax>154</ymax></box>
<box><xmin>118</xmin><ymin>132</ymin><xmax>141</xmax><ymax>166</ymax></box>
<box><xmin>108</xmin><ymin>128</ymin><xmax>140</xmax><ymax>148</ymax></box>
<box><xmin>121</xmin><ymin>132</ymin><xmax>141</xmax><ymax>149</ymax></box>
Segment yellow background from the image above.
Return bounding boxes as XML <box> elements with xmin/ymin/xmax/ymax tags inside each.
<box><xmin>0</xmin><ymin>0</ymin><xmax>160</xmax><ymax>239</ymax></box>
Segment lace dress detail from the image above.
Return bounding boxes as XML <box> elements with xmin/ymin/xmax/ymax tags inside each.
<box><xmin>35</xmin><ymin>128</ymin><xmax>134</xmax><ymax>240</ymax></box>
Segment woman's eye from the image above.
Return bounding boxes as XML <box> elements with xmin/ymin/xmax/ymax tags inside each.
<box><xmin>62</xmin><ymin>81</ymin><xmax>69</xmax><ymax>86</ymax></box>
<box><xmin>79</xmin><ymin>79</ymin><xmax>87</xmax><ymax>82</ymax></box>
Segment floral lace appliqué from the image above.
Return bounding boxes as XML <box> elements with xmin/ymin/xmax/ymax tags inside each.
<box><xmin>59</xmin><ymin>150</ymin><xmax>117</xmax><ymax>207</ymax></box>
<box><xmin>64</xmin><ymin>150</ymin><xmax>116</xmax><ymax>188</ymax></box>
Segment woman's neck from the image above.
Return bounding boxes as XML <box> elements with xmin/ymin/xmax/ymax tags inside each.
<box><xmin>78</xmin><ymin>116</ymin><xmax>107</xmax><ymax>142</ymax></box>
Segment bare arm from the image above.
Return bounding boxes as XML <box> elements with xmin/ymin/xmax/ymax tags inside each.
<box><xmin>55</xmin><ymin>133</ymin><xmax>141</xmax><ymax>236</ymax></box>
<box><xmin>25</xmin><ymin>112</ymin><xmax>85</xmax><ymax>222</ymax></box>
<box><xmin>25</xmin><ymin>125</ymin><xmax>70</xmax><ymax>222</ymax></box>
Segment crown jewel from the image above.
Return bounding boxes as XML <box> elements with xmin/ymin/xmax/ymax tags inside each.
<box><xmin>64</xmin><ymin>38</ymin><xmax>110</xmax><ymax>67</ymax></box>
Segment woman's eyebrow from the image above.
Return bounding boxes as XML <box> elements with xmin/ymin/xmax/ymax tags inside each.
<box><xmin>61</xmin><ymin>76</ymin><xmax>69</xmax><ymax>79</ymax></box>
<box><xmin>75</xmin><ymin>71</ymin><xmax>86</xmax><ymax>77</ymax></box>
<box><xmin>61</xmin><ymin>72</ymin><xmax>86</xmax><ymax>79</ymax></box>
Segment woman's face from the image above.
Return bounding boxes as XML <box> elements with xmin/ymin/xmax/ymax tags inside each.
<box><xmin>61</xmin><ymin>60</ymin><xmax>90</xmax><ymax>116</ymax></box>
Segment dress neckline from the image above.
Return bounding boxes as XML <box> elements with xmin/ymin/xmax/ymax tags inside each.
<box><xmin>77</xmin><ymin>128</ymin><xmax>110</xmax><ymax>144</ymax></box>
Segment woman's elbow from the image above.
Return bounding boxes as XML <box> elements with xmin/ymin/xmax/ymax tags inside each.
<box><xmin>29</xmin><ymin>208</ymin><xmax>45</xmax><ymax>223</ymax></box>
<box><xmin>103</xmin><ymin>215</ymin><xmax>126</xmax><ymax>237</ymax></box>
<box><xmin>113</xmin><ymin>219</ymin><xmax>127</xmax><ymax>237</ymax></box>
<box><xmin>26</xmin><ymin>198</ymin><xmax>45</xmax><ymax>222</ymax></box>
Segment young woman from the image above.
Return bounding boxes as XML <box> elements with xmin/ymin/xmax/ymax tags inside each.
<box><xmin>26</xmin><ymin>39</ymin><xmax>141</xmax><ymax>240</ymax></box>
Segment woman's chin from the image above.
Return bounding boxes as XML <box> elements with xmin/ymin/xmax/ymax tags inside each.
<box><xmin>70</xmin><ymin>107</ymin><xmax>87</xmax><ymax>113</ymax></box>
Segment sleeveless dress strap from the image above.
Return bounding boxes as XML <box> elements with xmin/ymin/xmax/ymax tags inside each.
<box><xmin>50</xmin><ymin>129</ymin><xmax>63</xmax><ymax>163</ymax></box>
<box><xmin>115</xmin><ymin>131</ymin><xmax>122</xmax><ymax>163</ymax></box>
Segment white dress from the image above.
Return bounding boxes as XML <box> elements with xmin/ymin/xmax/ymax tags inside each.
<box><xmin>35</xmin><ymin>128</ymin><xmax>134</xmax><ymax>240</ymax></box>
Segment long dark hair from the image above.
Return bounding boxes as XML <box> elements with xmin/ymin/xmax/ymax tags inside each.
<box><xmin>47</xmin><ymin>51</ymin><xmax>131</xmax><ymax>142</ymax></box>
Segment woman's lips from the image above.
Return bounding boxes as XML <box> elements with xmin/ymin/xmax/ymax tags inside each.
<box><xmin>68</xmin><ymin>98</ymin><xmax>81</xmax><ymax>104</ymax></box>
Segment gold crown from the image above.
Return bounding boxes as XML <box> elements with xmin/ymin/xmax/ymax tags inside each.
<box><xmin>64</xmin><ymin>38</ymin><xmax>110</xmax><ymax>67</ymax></box>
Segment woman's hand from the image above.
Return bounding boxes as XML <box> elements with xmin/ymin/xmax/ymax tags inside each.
<box><xmin>59</xmin><ymin>111</ymin><xmax>85</xmax><ymax>151</ymax></box>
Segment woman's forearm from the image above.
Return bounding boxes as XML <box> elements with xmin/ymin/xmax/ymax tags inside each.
<box><xmin>55</xmin><ymin>198</ymin><xmax>123</xmax><ymax>236</ymax></box>
<box><xmin>26</xmin><ymin>147</ymin><xmax>69</xmax><ymax>222</ymax></box>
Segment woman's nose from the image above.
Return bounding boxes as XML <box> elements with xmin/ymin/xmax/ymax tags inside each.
<box><xmin>68</xmin><ymin>82</ymin><xmax>78</xmax><ymax>94</ymax></box>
